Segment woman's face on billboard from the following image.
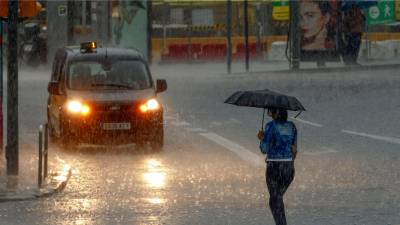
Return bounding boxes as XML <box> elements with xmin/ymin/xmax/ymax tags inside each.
<box><xmin>300</xmin><ymin>1</ymin><xmax>329</xmax><ymax>39</ymax></box>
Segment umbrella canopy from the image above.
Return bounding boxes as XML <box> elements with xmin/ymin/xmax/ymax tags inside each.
<box><xmin>224</xmin><ymin>89</ymin><xmax>306</xmax><ymax>111</ymax></box>
<box><xmin>224</xmin><ymin>89</ymin><xmax>305</xmax><ymax>130</ymax></box>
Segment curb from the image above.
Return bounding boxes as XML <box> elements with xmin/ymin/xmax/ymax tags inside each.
<box><xmin>233</xmin><ymin>63</ymin><xmax>400</xmax><ymax>76</ymax></box>
<box><xmin>0</xmin><ymin>168</ymin><xmax>72</xmax><ymax>202</ymax></box>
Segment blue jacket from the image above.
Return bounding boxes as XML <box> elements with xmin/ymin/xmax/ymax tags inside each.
<box><xmin>260</xmin><ymin>120</ymin><xmax>297</xmax><ymax>160</ymax></box>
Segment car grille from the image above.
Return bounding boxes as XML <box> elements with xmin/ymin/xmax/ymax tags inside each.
<box><xmin>91</xmin><ymin>102</ymin><xmax>137</xmax><ymax>112</ymax></box>
<box><xmin>90</xmin><ymin>102</ymin><xmax>140</xmax><ymax>122</ymax></box>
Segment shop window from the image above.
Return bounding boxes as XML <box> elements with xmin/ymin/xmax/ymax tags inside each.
<box><xmin>192</xmin><ymin>9</ymin><xmax>214</xmax><ymax>26</ymax></box>
<box><xmin>171</xmin><ymin>8</ymin><xmax>184</xmax><ymax>24</ymax></box>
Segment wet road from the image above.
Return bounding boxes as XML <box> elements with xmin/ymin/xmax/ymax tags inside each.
<box><xmin>1</xmin><ymin>65</ymin><xmax>400</xmax><ymax>225</ymax></box>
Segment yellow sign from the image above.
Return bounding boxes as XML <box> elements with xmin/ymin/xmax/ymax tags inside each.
<box><xmin>272</xmin><ymin>0</ymin><xmax>289</xmax><ymax>21</ymax></box>
<box><xmin>273</xmin><ymin>6</ymin><xmax>289</xmax><ymax>21</ymax></box>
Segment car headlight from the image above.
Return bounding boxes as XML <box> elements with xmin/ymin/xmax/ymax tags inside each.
<box><xmin>139</xmin><ymin>99</ymin><xmax>160</xmax><ymax>113</ymax></box>
<box><xmin>66</xmin><ymin>100</ymin><xmax>90</xmax><ymax>116</ymax></box>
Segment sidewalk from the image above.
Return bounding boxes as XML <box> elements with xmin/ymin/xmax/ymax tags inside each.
<box><xmin>153</xmin><ymin>57</ymin><xmax>400</xmax><ymax>76</ymax></box>
<box><xmin>0</xmin><ymin>147</ymin><xmax>71</xmax><ymax>202</ymax></box>
<box><xmin>243</xmin><ymin>58</ymin><xmax>400</xmax><ymax>74</ymax></box>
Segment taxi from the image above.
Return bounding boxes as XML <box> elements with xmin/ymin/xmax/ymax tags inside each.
<box><xmin>47</xmin><ymin>42</ymin><xmax>167</xmax><ymax>149</ymax></box>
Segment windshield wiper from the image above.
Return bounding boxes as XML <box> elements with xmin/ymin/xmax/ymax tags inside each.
<box><xmin>91</xmin><ymin>83</ymin><xmax>133</xmax><ymax>89</ymax></box>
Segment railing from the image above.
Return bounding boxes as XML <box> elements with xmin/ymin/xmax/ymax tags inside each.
<box><xmin>38</xmin><ymin>123</ymin><xmax>48</xmax><ymax>188</ymax></box>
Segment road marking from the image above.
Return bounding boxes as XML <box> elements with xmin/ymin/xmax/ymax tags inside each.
<box><xmin>302</xmin><ymin>147</ymin><xmax>338</xmax><ymax>156</ymax></box>
<box><xmin>199</xmin><ymin>132</ymin><xmax>264</xmax><ymax>167</ymax></box>
<box><xmin>210</xmin><ymin>121</ymin><xmax>223</xmax><ymax>127</ymax></box>
<box><xmin>164</xmin><ymin>115</ymin><xmax>176</xmax><ymax>120</ymax></box>
<box><xmin>185</xmin><ymin>127</ymin><xmax>208</xmax><ymax>133</ymax></box>
<box><xmin>228</xmin><ymin>118</ymin><xmax>242</xmax><ymax>124</ymax></box>
<box><xmin>166</xmin><ymin>115</ymin><xmax>208</xmax><ymax>133</ymax></box>
<box><xmin>210</xmin><ymin>118</ymin><xmax>242</xmax><ymax>127</ymax></box>
<box><xmin>170</xmin><ymin>121</ymin><xmax>191</xmax><ymax>127</ymax></box>
<box><xmin>290</xmin><ymin>117</ymin><xmax>323</xmax><ymax>127</ymax></box>
<box><xmin>342</xmin><ymin>129</ymin><xmax>400</xmax><ymax>145</ymax></box>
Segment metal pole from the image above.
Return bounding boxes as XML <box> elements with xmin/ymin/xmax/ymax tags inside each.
<box><xmin>366</xmin><ymin>23</ymin><xmax>370</xmax><ymax>61</ymax></box>
<box><xmin>44</xmin><ymin>123</ymin><xmax>48</xmax><ymax>178</ymax></box>
<box><xmin>161</xmin><ymin>3</ymin><xmax>169</xmax><ymax>57</ymax></box>
<box><xmin>188</xmin><ymin>2</ymin><xmax>193</xmax><ymax>61</ymax></box>
<box><xmin>82</xmin><ymin>0</ymin><xmax>87</xmax><ymax>28</ymax></box>
<box><xmin>226</xmin><ymin>0</ymin><xmax>232</xmax><ymax>74</ymax></box>
<box><xmin>289</xmin><ymin>0</ymin><xmax>300</xmax><ymax>70</ymax></box>
<box><xmin>38</xmin><ymin>125</ymin><xmax>43</xmax><ymax>188</ymax></box>
<box><xmin>162</xmin><ymin>25</ymin><xmax>167</xmax><ymax>55</ymax></box>
<box><xmin>147</xmin><ymin>0</ymin><xmax>153</xmax><ymax>64</ymax></box>
<box><xmin>255</xmin><ymin>4</ymin><xmax>262</xmax><ymax>56</ymax></box>
<box><xmin>244</xmin><ymin>0</ymin><xmax>249</xmax><ymax>72</ymax></box>
<box><xmin>107</xmin><ymin>0</ymin><xmax>112</xmax><ymax>45</ymax></box>
<box><xmin>0</xmin><ymin>21</ymin><xmax>3</xmax><ymax>153</ymax></box>
<box><xmin>6</xmin><ymin>0</ymin><xmax>19</xmax><ymax>176</ymax></box>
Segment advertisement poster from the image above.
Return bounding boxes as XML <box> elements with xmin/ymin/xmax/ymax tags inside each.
<box><xmin>112</xmin><ymin>0</ymin><xmax>149</xmax><ymax>59</ymax></box>
<box><xmin>299</xmin><ymin>0</ymin><xmax>340</xmax><ymax>61</ymax></box>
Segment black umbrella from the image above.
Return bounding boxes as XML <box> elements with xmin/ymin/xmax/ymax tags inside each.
<box><xmin>224</xmin><ymin>89</ymin><xmax>306</xmax><ymax>130</ymax></box>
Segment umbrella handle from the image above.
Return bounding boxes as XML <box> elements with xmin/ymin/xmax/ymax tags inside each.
<box><xmin>261</xmin><ymin>108</ymin><xmax>265</xmax><ymax>131</ymax></box>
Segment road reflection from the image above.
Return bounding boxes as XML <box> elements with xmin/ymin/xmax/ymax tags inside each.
<box><xmin>146</xmin><ymin>197</ymin><xmax>166</xmax><ymax>204</ymax></box>
<box><xmin>143</xmin><ymin>171</ymin><xmax>166</xmax><ymax>189</ymax></box>
<box><xmin>71</xmin><ymin>219</ymin><xmax>93</xmax><ymax>225</ymax></box>
<box><xmin>142</xmin><ymin>159</ymin><xmax>168</xmax><ymax>207</ymax></box>
<box><xmin>52</xmin><ymin>164</ymin><xmax>71</xmax><ymax>182</ymax></box>
<box><xmin>143</xmin><ymin>159</ymin><xmax>167</xmax><ymax>189</ymax></box>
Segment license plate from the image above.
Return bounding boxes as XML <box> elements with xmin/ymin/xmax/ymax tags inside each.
<box><xmin>102</xmin><ymin>122</ymin><xmax>131</xmax><ymax>130</ymax></box>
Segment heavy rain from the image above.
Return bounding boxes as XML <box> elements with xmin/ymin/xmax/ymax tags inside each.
<box><xmin>0</xmin><ymin>1</ymin><xmax>399</xmax><ymax>225</ymax></box>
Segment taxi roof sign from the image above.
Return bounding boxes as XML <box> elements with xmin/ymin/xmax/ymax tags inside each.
<box><xmin>80</xmin><ymin>42</ymin><xmax>97</xmax><ymax>53</ymax></box>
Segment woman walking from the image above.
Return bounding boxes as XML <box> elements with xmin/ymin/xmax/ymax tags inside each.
<box><xmin>257</xmin><ymin>108</ymin><xmax>297</xmax><ymax>225</ymax></box>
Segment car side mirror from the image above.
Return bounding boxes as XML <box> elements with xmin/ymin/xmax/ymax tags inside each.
<box><xmin>48</xmin><ymin>81</ymin><xmax>61</xmax><ymax>95</ymax></box>
<box><xmin>156</xmin><ymin>79</ymin><xmax>167</xmax><ymax>93</ymax></box>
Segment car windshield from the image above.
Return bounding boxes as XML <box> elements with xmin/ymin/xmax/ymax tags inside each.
<box><xmin>68</xmin><ymin>60</ymin><xmax>152</xmax><ymax>90</ymax></box>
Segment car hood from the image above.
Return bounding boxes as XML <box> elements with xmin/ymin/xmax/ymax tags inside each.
<box><xmin>66</xmin><ymin>89</ymin><xmax>156</xmax><ymax>103</ymax></box>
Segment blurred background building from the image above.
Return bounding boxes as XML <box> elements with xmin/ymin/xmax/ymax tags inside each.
<box><xmin>11</xmin><ymin>0</ymin><xmax>400</xmax><ymax>64</ymax></box>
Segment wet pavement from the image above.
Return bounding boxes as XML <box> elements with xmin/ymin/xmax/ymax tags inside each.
<box><xmin>0</xmin><ymin>124</ymin><xmax>269</xmax><ymax>225</ymax></box>
<box><xmin>0</xmin><ymin>64</ymin><xmax>400</xmax><ymax>224</ymax></box>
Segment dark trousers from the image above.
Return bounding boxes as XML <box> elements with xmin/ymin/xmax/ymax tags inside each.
<box><xmin>342</xmin><ymin>32</ymin><xmax>362</xmax><ymax>65</ymax></box>
<box><xmin>266</xmin><ymin>161</ymin><xmax>295</xmax><ymax>225</ymax></box>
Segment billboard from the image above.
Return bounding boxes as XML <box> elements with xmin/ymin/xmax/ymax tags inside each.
<box><xmin>299</xmin><ymin>0</ymin><xmax>340</xmax><ymax>61</ymax></box>
<box><xmin>112</xmin><ymin>0</ymin><xmax>149</xmax><ymax>59</ymax></box>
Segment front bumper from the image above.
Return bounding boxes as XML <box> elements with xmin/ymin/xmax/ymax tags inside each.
<box><xmin>62</xmin><ymin>104</ymin><xmax>163</xmax><ymax>144</ymax></box>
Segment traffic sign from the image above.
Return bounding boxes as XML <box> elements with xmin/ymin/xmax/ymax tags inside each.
<box><xmin>366</xmin><ymin>1</ymin><xmax>395</xmax><ymax>25</ymax></box>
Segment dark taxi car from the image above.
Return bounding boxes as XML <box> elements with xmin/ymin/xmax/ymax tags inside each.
<box><xmin>47</xmin><ymin>42</ymin><xmax>167</xmax><ymax>149</ymax></box>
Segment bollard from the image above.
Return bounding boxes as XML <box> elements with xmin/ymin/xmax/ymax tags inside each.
<box><xmin>38</xmin><ymin>125</ymin><xmax>43</xmax><ymax>188</ymax></box>
<box><xmin>44</xmin><ymin>123</ymin><xmax>48</xmax><ymax>178</ymax></box>
<box><xmin>38</xmin><ymin>124</ymin><xmax>50</xmax><ymax>188</ymax></box>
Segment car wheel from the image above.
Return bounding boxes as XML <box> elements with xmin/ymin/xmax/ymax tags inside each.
<box><xmin>150</xmin><ymin>125</ymin><xmax>164</xmax><ymax>151</ymax></box>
